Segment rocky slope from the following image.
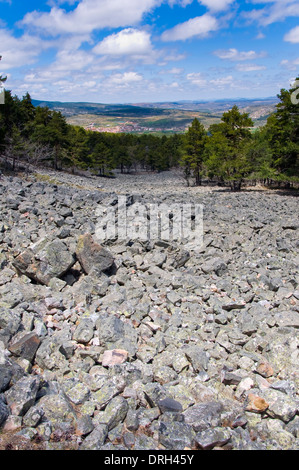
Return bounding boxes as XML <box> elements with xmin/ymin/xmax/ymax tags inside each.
<box><xmin>0</xmin><ymin>169</ymin><xmax>298</xmax><ymax>450</ymax></box>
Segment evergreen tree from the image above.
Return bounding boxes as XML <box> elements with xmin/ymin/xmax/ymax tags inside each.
<box><xmin>180</xmin><ymin>118</ymin><xmax>207</xmax><ymax>186</ymax></box>
<box><xmin>90</xmin><ymin>139</ymin><xmax>115</xmax><ymax>176</ymax></box>
<box><xmin>19</xmin><ymin>93</ymin><xmax>36</xmax><ymax>138</ymax></box>
<box><xmin>264</xmin><ymin>79</ymin><xmax>299</xmax><ymax>178</ymax></box>
<box><xmin>207</xmin><ymin>106</ymin><xmax>253</xmax><ymax>190</ymax></box>
<box><xmin>1</xmin><ymin>76</ymin><xmax>297</xmax><ymax>185</ymax></box>
<box><xmin>244</xmin><ymin>127</ymin><xmax>275</xmax><ymax>181</ymax></box>
<box><xmin>31</xmin><ymin>108</ymin><xmax>69</xmax><ymax>169</ymax></box>
<box><xmin>66</xmin><ymin>126</ymin><xmax>91</xmax><ymax>170</ymax></box>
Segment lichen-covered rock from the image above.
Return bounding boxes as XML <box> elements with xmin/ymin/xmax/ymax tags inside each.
<box><xmin>0</xmin><ymin>363</ymin><xmax>14</xmax><ymax>393</ymax></box>
<box><xmin>262</xmin><ymin>389</ymin><xmax>298</xmax><ymax>423</ymax></box>
<box><xmin>73</xmin><ymin>318</ymin><xmax>95</xmax><ymax>344</ymax></box>
<box><xmin>13</xmin><ymin>238</ymin><xmax>76</xmax><ymax>285</ymax></box>
<box><xmin>96</xmin><ymin>396</ymin><xmax>128</xmax><ymax>431</ymax></box>
<box><xmin>0</xmin><ymin>396</ymin><xmax>9</xmax><ymax>427</ymax></box>
<box><xmin>76</xmin><ymin>233</ymin><xmax>114</xmax><ymax>274</ymax></box>
<box><xmin>79</xmin><ymin>424</ymin><xmax>108</xmax><ymax>450</ymax></box>
<box><xmin>194</xmin><ymin>427</ymin><xmax>232</xmax><ymax>450</ymax></box>
<box><xmin>158</xmin><ymin>420</ymin><xmax>196</xmax><ymax>450</ymax></box>
<box><xmin>37</xmin><ymin>394</ymin><xmax>77</xmax><ymax>430</ymax></box>
<box><xmin>96</xmin><ymin>314</ymin><xmax>137</xmax><ymax>357</ymax></box>
<box><xmin>64</xmin><ymin>382</ymin><xmax>91</xmax><ymax>405</ymax></box>
<box><xmin>4</xmin><ymin>376</ymin><xmax>40</xmax><ymax>416</ymax></box>
<box><xmin>91</xmin><ymin>376</ymin><xmax>126</xmax><ymax>410</ymax></box>
<box><xmin>0</xmin><ymin>172</ymin><xmax>299</xmax><ymax>450</ymax></box>
<box><xmin>35</xmin><ymin>336</ymin><xmax>69</xmax><ymax>371</ymax></box>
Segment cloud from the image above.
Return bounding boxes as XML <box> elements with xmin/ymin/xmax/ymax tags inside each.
<box><xmin>23</xmin><ymin>67</ymin><xmax>145</xmax><ymax>101</ymax></box>
<box><xmin>0</xmin><ymin>28</ymin><xmax>50</xmax><ymax>70</ymax></box>
<box><xmin>280</xmin><ymin>57</ymin><xmax>299</xmax><ymax>70</ymax></box>
<box><xmin>110</xmin><ymin>71</ymin><xmax>143</xmax><ymax>85</ymax></box>
<box><xmin>167</xmin><ymin>0</ymin><xmax>193</xmax><ymax>6</ymax></box>
<box><xmin>54</xmin><ymin>49</ymin><xmax>95</xmax><ymax>74</ymax></box>
<box><xmin>21</xmin><ymin>36</ymin><xmax>96</xmax><ymax>87</ymax></box>
<box><xmin>169</xmin><ymin>0</ymin><xmax>236</xmax><ymax>12</ymax></box>
<box><xmin>186</xmin><ymin>72</ymin><xmax>207</xmax><ymax>86</ymax></box>
<box><xmin>243</xmin><ymin>0</ymin><xmax>299</xmax><ymax>27</ymax></box>
<box><xmin>198</xmin><ymin>0</ymin><xmax>235</xmax><ymax>12</ymax></box>
<box><xmin>93</xmin><ymin>29</ymin><xmax>185</xmax><ymax>68</ymax></box>
<box><xmin>210</xmin><ymin>75</ymin><xmax>234</xmax><ymax>87</ymax></box>
<box><xmin>47</xmin><ymin>0</ymin><xmax>80</xmax><ymax>5</ymax></box>
<box><xmin>20</xmin><ymin>0</ymin><xmax>161</xmax><ymax>36</ymax></box>
<box><xmin>93</xmin><ymin>29</ymin><xmax>153</xmax><ymax>57</ymax></box>
<box><xmin>167</xmin><ymin>67</ymin><xmax>184</xmax><ymax>74</ymax></box>
<box><xmin>236</xmin><ymin>63</ymin><xmax>266</xmax><ymax>72</ymax></box>
<box><xmin>214</xmin><ymin>48</ymin><xmax>266</xmax><ymax>61</ymax></box>
<box><xmin>186</xmin><ymin>72</ymin><xmax>248</xmax><ymax>92</ymax></box>
<box><xmin>284</xmin><ymin>25</ymin><xmax>299</xmax><ymax>43</ymax></box>
<box><xmin>255</xmin><ymin>32</ymin><xmax>265</xmax><ymax>39</ymax></box>
<box><xmin>159</xmin><ymin>51</ymin><xmax>186</xmax><ymax>63</ymax></box>
<box><xmin>161</xmin><ymin>13</ymin><xmax>219</xmax><ymax>41</ymax></box>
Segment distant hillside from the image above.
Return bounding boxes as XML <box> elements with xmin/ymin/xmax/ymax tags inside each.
<box><xmin>32</xmin><ymin>97</ymin><xmax>278</xmax><ymax>116</ymax></box>
<box><xmin>31</xmin><ymin>100</ymin><xmax>166</xmax><ymax>117</ymax></box>
<box><xmin>31</xmin><ymin>97</ymin><xmax>278</xmax><ymax>134</ymax></box>
<box><xmin>132</xmin><ymin>97</ymin><xmax>279</xmax><ymax>113</ymax></box>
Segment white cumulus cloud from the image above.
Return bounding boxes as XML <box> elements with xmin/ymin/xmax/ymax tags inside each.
<box><xmin>161</xmin><ymin>13</ymin><xmax>219</xmax><ymax>41</ymax></box>
<box><xmin>93</xmin><ymin>29</ymin><xmax>153</xmax><ymax>57</ymax></box>
<box><xmin>214</xmin><ymin>48</ymin><xmax>266</xmax><ymax>61</ymax></box>
<box><xmin>0</xmin><ymin>28</ymin><xmax>50</xmax><ymax>70</ymax></box>
<box><xmin>110</xmin><ymin>71</ymin><xmax>143</xmax><ymax>85</ymax></box>
<box><xmin>284</xmin><ymin>25</ymin><xmax>299</xmax><ymax>43</ymax></box>
<box><xmin>20</xmin><ymin>0</ymin><xmax>161</xmax><ymax>36</ymax></box>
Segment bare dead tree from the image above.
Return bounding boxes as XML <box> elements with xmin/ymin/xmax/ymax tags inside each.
<box><xmin>24</xmin><ymin>141</ymin><xmax>55</xmax><ymax>173</ymax></box>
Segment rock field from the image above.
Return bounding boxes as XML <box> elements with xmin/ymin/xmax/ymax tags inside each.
<box><xmin>0</xmin><ymin>168</ymin><xmax>298</xmax><ymax>451</ymax></box>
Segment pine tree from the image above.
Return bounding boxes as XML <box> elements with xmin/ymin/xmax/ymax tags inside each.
<box><xmin>19</xmin><ymin>93</ymin><xmax>36</xmax><ymax>138</ymax></box>
<box><xmin>31</xmin><ymin>108</ymin><xmax>69</xmax><ymax>169</ymax></box>
<box><xmin>244</xmin><ymin>128</ymin><xmax>275</xmax><ymax>181</ymax></box>
<box><xmin>180</xmin><ymin>118</ymin><xmax>207</xmax><ymax>186</ymax></box>
<box><xmin>90</xmin><ymin>140</ymin><xmax>115</xmax><ymax>176</ymax></box>
<box><xmin>206</xmin><ymin>106</ymin><xmax>253</xmax><ymax>190</ymax></box>
<box><xmin>264</xmin><ymin>79</ymin><xmax>299</xmax><ymax>179</ymax></box>
<box><xmin>67</xmin><ymin>126</ymin><xmax>91</xmax><ymax>170</ymax></box>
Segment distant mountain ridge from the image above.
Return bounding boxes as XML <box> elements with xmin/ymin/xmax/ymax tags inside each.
<box><xmin>31</xmin><ymin>97</ymin><xmax>279</xmax><ymax>134</ymax></box>
<box><xmin>31</xmin><ymin>97</ymin><xmax>278</xmax><ymax>117</ymax></box>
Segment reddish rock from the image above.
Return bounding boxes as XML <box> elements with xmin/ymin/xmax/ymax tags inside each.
<box><xmin>9</xmin><ymin>332</ymin><xmax>41</xmax><ymax>363</ymax></box>
<box><xmin>102</xmin><ymin>349</ymin><xmax>128</xmax><ymax>367</ymax></box>
<box><xmin>246</xmin><ymin>393</ymin><xmax>269</xmax><ymax>413</ymax></box>
<box><xmin>256</xmin><ymin>361</ymin><xmax>274</xmax><ymax>378</ymax></box>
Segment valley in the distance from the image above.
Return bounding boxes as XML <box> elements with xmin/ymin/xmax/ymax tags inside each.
<box><xmin>32</xmin><ymin>97</ymin><xmax>278</xmax><ymax>135</ymax></box>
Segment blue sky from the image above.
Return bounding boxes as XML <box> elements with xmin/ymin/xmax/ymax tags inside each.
<box><xmin>0</xmin><ymin>0</ymin><xmax>299</xmax><ymax>103</ymax></box>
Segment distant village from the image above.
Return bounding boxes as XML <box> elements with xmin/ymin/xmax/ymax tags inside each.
<box><xmin>84</xmin><ymin>121</ymin><xmax>187</xmax><ymax>134</ymax></box>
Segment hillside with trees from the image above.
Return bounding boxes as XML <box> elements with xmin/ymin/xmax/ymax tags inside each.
<box><xmin>0</xmin><ymin>76</ymin><xmax>298</xmax><ymax>190</ymax></box>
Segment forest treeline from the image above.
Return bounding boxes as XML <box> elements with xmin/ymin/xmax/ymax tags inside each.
<box><xmin>0</xmin><ymin>74</ymin><xmax>298</xmax><ymax>189</ymax></box>
<box><xmin>0</xmin><ymin>89</ymin><xmax>183</xmax><ymax>175</ymax></box>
